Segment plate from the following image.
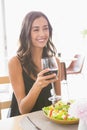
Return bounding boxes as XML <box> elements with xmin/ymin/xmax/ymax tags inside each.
<box><xmin>42</xmin><ymin>100</ymin><xmax>79</xmax><ymax>125</ymax></box>
<box><xmin>43</xmin><ymin>112</ymin><xmax>79</xmax><ymax>125</ymax></box>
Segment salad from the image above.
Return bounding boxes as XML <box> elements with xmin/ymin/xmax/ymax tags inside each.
<box><xmin>42</xmin><ymin>100</ymin><xmax>78</xmax><ymax>121</ymax></box>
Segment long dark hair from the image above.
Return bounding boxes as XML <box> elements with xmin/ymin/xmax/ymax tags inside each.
<box><xmin>17</xmin><ymin>11</ymin><xmax>57</xmax><ymax>77</ymax></box>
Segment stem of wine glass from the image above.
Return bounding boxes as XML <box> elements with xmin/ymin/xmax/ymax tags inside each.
<box><xmin>49</xmin><ymin>83</ymin><xmax>61</xmax><ymax>106</ymax></box>
<box><xmin>51</xmin><ymin>82</ymin><xmax>56</xmax><ymax>96</ymax></box>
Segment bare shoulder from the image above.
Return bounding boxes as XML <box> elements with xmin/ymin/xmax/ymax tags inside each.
<box><xmin>8</xmin><ymin>56</ymin><xmax>19</xmax><ymax>66</ymax></box>
<box><xmin>8</xmin><ymin>56</ymin><xmax>22</xmax><ymax>71</ymax></box>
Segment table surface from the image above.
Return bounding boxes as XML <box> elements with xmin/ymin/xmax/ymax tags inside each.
<box><xmin>0</xmin><ymin>110</ymin><xmax>78</xmax><ymax>130</ymax></box>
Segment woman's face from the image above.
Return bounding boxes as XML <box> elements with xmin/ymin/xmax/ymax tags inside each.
<box><xmin>31</xmin><ymin>16</ymin><xmax>49</xmax><ymax>48</ymax></box>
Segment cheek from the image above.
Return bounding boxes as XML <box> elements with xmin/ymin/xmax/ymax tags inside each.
<box><xmin>31</xmin><ymin>33</ymin><xmax>37</xmax><ymax>42</ymax></box>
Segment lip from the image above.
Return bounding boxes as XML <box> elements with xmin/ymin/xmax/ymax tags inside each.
<box><xmin>37</xmin><ymin>38</ymin><xmax>47</xmax><ymax>43</ymax></box>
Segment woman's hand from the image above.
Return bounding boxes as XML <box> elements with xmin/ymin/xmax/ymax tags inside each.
<box><xmin>35</xmin><ymin>68</ymin><xmax>58</xmax><ymax>89</ymax></box>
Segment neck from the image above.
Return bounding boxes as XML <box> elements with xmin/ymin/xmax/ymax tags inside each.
<box><xmin>32</xmin><ymin>48</ymin><xmax>43</xmax><ymax>60</ymax></box>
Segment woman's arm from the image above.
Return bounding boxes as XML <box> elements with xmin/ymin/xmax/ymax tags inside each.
<box><xmin>8</xmin><ymin>56</ymin><xmax>58</xmax><ymax>114</ymax></box>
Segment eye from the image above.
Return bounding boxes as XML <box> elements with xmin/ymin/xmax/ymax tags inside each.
<box><xmin>33</xmin><ymin>28</ymin><xmax>39</xmax><ymax>32</ymax></box>
<box><xmin>43</xmin><ymin>27</ymin><xmax>49</xmax><ymax>31</ymax></box>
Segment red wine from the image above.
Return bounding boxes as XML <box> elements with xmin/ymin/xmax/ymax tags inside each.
<box><xmin>44</xmin><ymin>69</ymin><xmax>58</xmax><ymax>76</ymax></box>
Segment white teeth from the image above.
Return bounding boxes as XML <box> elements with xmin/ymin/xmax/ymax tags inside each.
<box><xmin>38</xmin><ymin>39</ymin><xmax>45</xmax><ymax>42</ymax></box>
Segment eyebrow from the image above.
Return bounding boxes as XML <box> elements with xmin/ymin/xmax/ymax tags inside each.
<box><xmin>32</xmin><ymin>25</ymin><xmax>48</xmax><ymax>29</ymax></box>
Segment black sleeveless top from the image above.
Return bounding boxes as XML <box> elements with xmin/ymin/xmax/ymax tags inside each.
<box><xmin>9</xmin><ymin>70</ymin><xmax>52</xmax><ymax>117</ymax></box>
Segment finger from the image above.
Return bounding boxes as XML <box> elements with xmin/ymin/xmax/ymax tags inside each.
<box><xmin>44</xmin><ymin>73</ymin><xmax>57</xmax><ymax>79</ymax></box>
<box><xmin>38</xmin><ymin>68</ymin><xmax>50</xmax><ymax>76</ymax></box>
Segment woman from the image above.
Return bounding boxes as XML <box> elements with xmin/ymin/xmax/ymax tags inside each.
<box><xmin>8</xmin><ymin>11</ymin><xmax>61</xmax><ymax>117</ymax></box>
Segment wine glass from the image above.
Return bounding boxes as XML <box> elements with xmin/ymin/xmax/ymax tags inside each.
<box><xmin>41</xmin><ymin>56</ymin><xmax>61</xmax><ymax>105</ymax></box>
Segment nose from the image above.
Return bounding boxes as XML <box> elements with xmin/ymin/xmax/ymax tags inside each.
<box><xmin>39</xmin><ymin>29</ymin><xmax>45</xmax><ymax>36</ymax></box>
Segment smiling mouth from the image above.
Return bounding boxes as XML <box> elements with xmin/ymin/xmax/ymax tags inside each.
<box><xmin>37</xmin><ymin>39</ymin><xmax>47</xmax><ymax>44</ymax></box>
